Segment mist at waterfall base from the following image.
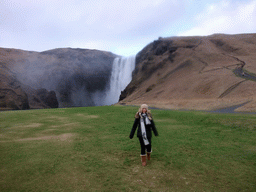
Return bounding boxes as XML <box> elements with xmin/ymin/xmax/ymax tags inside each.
<box><xmin>66</xmin><ymin>56</ymin><xmax>135</xmax><ymax>107</ymax></box>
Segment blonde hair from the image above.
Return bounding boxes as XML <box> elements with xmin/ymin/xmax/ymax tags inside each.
<box><xmin>135</xmin><ymin>104</ymin><xmax>152</xmax><ymax>120</ymax></box>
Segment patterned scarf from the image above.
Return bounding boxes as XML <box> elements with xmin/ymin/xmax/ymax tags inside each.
<box><xmin>140</xmin><ymin>113</ymin><xmax>151</xmax><ymax>145</ymax></box>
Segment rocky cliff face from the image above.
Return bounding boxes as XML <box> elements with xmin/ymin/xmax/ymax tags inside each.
<box><xmin>0</xmin><ymin>48</ymin><xmax>117</xmax><ymax>110</ymax></box>
<box><xmin>119</xmin><ymin>34</ymin><xmax>256</xmax><ymax>112</ymax></box>
<box><xmin>0</xmin><ymin>63</ymin><xmax>29</xmax><ymax>110</ymax></box>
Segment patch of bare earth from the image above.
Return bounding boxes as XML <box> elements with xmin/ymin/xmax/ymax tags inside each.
<box><xmin>46</xmin><ymin>116</ymin><xmax>69</xmax><ymax>122</ymax></box>
<box><xmin>40</xmin><ymin>129</ymin><xmax>57</xmax><ymax>133</ymax></box>
<box><xmin>15</xmin><ymin>133</ymin><xmax>75</xmax><ymax>142</ymax></box>
<box><xmin>76</xmin><ymin>113</ymin><xmax>99</xmax><ymax>118</ymax></box>
<box><xmin>50</xmin><ymin>122</ymin><xmax>80</xmax><ymax>128</ymax></box>
<box><xmin>12</xmin><ymin>123</ymin><xmax>43</xmax><ymax>129</ymax></box>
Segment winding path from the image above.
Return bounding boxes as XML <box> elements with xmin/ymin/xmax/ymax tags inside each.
<box><xmin>218</xmin><ymin>54</ymin><xmax>256</xmax><ymax>98</ymax></box>
<box><xmin>198</xmin><ymin>52</ymin><xmax>256</xmax><ymax>98</ymax></box>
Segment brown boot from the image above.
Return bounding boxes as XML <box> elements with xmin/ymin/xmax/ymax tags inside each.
<box><xmin>141</xmin><ymin>155</ymin><xmax>147</xmax><ymax>166</ymax></box>
<box><xmin>147</xmin><ymin>152</ymin><xmax>151</xmax><ymax>161</ymax></box>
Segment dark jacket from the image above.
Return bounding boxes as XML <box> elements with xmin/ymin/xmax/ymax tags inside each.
<box><xmin>129</xmin><ymin>112</ymin><xmax>158</xmax><ymax>139</ymax></box>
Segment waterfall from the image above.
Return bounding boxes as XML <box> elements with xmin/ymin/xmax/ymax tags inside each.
<box><xmin>105</xmin><ymin>56</ymin><xmax>136</xmax><ymax>105</ymax></box>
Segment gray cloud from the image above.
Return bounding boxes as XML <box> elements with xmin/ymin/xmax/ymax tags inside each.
<box><xmin>178</xmin><ymin>0</ymin><xmax>256</xmax><ymax>36</ymax></box>
<box><xmin>1</xmin><ymin>0</ymin><xmax>255</xmax><ymax>56</ymax></box>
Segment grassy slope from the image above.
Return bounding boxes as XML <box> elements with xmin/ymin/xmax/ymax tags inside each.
<box><xmin>0</xmin><ymin>106</ymin><xmax>255</xmax><ymax>191</ymax></box>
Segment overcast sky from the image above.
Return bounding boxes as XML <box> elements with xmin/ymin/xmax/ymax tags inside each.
<box><xmin>1</xmin><ymin>0</ymin><xmax>255</xmax><ymax>56</ymax></box>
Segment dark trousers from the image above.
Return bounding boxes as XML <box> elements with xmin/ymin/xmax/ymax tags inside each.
<box><xmin>138</xmin><ymin>136</ymin><xmax>152</xmax><ymax>156</ymax></box>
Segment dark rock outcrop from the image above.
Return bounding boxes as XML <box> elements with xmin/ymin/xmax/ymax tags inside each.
<box><xmin>35</xmin><ymin>89</ymin><xmax>58</xmax><ymax>108</ymax></box>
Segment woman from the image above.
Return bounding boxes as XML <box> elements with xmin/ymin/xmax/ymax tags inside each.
<box><xmin>129</xmin><ymin>104</ymin><xmax>158</xmax><ymax>166</ymax></box>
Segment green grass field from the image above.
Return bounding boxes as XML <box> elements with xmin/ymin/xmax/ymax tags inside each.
<box><xmin>0</xmin><ymin>105</ymin><xmax>255</xmax><ymax>191</ymax></box>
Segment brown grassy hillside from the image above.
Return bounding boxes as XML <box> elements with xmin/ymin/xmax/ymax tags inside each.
<box><xmin>119</xmin><ymin>33</ymin><xmax>256</xmax><ymax>112</ymax></box>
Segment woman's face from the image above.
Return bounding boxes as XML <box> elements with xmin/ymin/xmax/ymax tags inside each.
<box><xmin>142</xmin><ymin>108</ymin><xmax>147</xmax><ymax>113</ymax></box>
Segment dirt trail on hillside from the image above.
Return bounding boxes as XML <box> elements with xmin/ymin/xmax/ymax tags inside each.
<box><xmin>199</xmin><ymin>52</ymin><xmax>256</xmax><ymax>99</ymax></box>
<box><xmin>222</xmin><ymin>55</ymin><xmax>256</xmax><ymax>98</ymax></box>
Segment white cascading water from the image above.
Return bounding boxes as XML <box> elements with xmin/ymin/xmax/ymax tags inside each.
<box><xmin>105</xmin><ymin>56</ymin><xmax>136</xmax><ymax>105</ymax></box>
